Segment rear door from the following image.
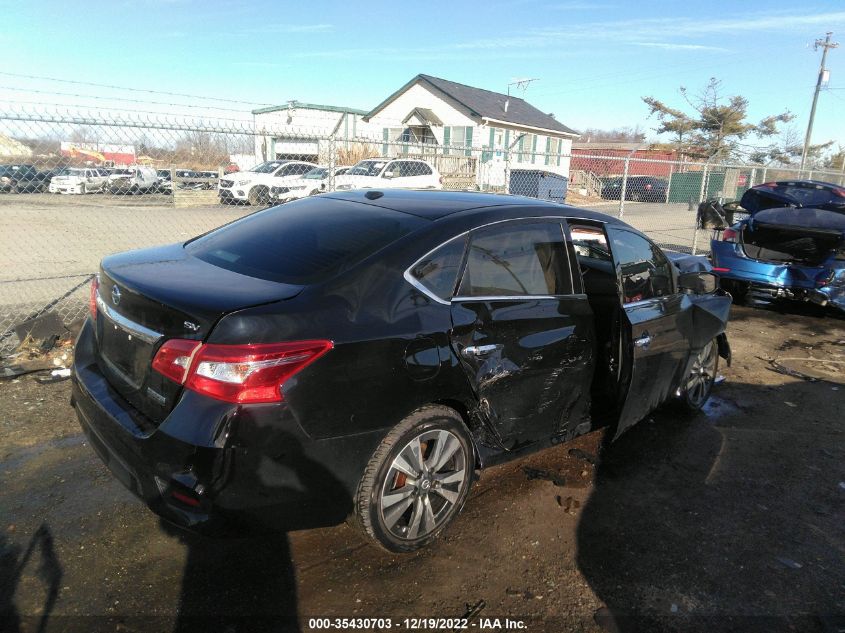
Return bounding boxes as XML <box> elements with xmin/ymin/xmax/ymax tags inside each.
<box><xmin>605</xmin><ymin>227</ymin><xmax>691</xmax><ymax>438</ymax></box>
<box><xmin>450</xmin><ymin>220</ymin><xmax>595</xmax><ymax>447</ymax></box>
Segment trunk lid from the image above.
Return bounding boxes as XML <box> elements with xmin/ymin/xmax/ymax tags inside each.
<box><xmin>95</xmin><ymin>243</ymin><xmax>302</xmax><ymax>422</ymax></box>
<box><xmin>741</xmin><ymin>207</ymin><xmax>845</xmax><ymax>267</ymax></box>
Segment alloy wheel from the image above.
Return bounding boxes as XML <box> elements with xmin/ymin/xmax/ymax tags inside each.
<box><xmin>685</xmin><ymin>340</ymin><xmax>718</xmax><ymax>408</ymax></box>
<box><xmin>379</xmin><ymin>429</ymin><xmax>468</xmax><ymax>540</ymax></box>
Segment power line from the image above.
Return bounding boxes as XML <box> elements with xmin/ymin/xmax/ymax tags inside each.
<box><xmin>0</xmin><ymin>85</ymin><xmax>256</xmax><ymax>114</ymax></box>
<box><xmin>0</xmin><ymin>71</ymin><xmax>277</xmax><ymax>107</ymax></box>
<box><xmin>0</xmin><ymin>99</ymin><xmax>255</xmax><ymax>125</ymax></box>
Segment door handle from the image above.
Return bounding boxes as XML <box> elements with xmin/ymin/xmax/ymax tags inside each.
<box><xmin>461</xmin><ymin>344</ymin><xmax>499</xmax><ymax>358</ymax></box>
<box><xmin>634</xmin><ymin>334</ymin><xmax>652</xmax><ymax>349</ymax></box>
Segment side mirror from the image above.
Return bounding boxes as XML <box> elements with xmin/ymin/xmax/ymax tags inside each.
<box><xmin>678</xmin><ymin>271</ymin><xmax>718</xmax><ymax>295</ymax></box>
<box><xmin>383</xmin><ymin>171</ymin><xmax>395</xmax><ymax>179</ymax></box>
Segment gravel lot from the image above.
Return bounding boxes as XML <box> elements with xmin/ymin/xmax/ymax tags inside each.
<box><xmin>2</xmin><ymin>302</ymin><xmax>843</xmax><ymax>633</ymax></box>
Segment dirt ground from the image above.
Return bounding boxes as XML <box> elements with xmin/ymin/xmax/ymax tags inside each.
<box><xmin>1</xmin><ymin>302</ymin><xmax>844</xmax><ymax>633</ymax></box>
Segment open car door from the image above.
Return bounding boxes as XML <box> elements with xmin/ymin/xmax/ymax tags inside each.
<box><xmin>604</xmin><ymin>227</ymin><xmax>693</xmax><ymax>440</ymax></box>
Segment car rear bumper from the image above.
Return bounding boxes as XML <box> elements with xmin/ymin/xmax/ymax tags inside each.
<box><xmin>711</xmin><ymin>240</ymin><xmax>845</xmax><ymax>310</ymax></box>
<box><xmin>71</xmin><ymin>319</ymin><xmax>379</xmax><ymax>534</ymax></box>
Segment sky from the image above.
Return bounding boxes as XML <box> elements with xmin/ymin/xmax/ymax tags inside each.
<box><xmin>1</xmin><ymin>0</ymin><xmax>844</xmax><ymax>150</ymax></box>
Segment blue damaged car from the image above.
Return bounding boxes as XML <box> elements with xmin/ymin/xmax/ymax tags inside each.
<box><xmin>710</xmin><ymin>180</ymin><xmax>845</xmax><ymax>312</ymax></box>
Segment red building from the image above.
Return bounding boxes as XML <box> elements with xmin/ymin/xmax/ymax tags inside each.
<box><xmin>571</xmin><ymin>142</ymin><xmax>682</xmax><ymax>178</ymax></box>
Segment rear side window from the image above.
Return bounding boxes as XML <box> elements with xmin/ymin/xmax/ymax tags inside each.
<box><xmin>409</xmin><ymin>237</ymin><xmax>466</xmax><ymax>301</ymax></box>
<box><xmin>606</xmin><ymin>228</ymin><xmax>673</xmax><ymax>303</ymax></box>
<box><xmin>457</xmin><ymin>222</ymin><xmax>572</xmax><ymax>297</ymax></box>
<box><xmin>186</xmin><ymin>197</ymin><xmax>426</xmax><ymax>284</ymax></box>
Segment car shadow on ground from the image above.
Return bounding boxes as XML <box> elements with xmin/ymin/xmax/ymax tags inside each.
<box><xmin>577</xmin><ymin>379</ymin><xmax>845</xmax><ymax>633</ymax></box>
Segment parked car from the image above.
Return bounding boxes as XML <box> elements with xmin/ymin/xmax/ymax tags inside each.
<box><xmin>48</xmin><ymin>167</ymin><xmax>109</xmax><ymax>194</ymax></box>
<box><xmin>269</xmin><ymin>165</ymin><xmax>352</xmax><ymax>202</ymax></box>
<box><xmin>155</xmin><ymin>170</ymin><xmax>172</xmax><ymax>193</ymax></box>
<box><xmin>107</xmin><ymin>166</ymin><xmax>159</xmax><ymax>194</ymax></box>
<box><xmin>0</xmin><ymin>164</ymin><xmax>48</xmax><ymax>193</ymax></box>
<box><xmin>601</xmin><ymin>176</ymin><xmax>668</xmax><ymax>202</ymax></box>
<box><xmin>73</xmin><ymin>190</ymin><xmax>731</xmax><ymax>552</ymax></box>
<box><xmin>333</xmin><ymin>158</ymin><xmax>442</xmax><ymax>191</ymax></box>
<box><xmin>711</xmin><ymin>180</ymin><xmax>845</xmax><ymax>312</ymax></box>
<box><xmin>218</xmin><ymin>160</ymin><xmax>316</xmax><ymax>205</ymax></box>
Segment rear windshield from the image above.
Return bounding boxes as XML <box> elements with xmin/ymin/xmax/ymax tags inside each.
<box><xmin>185</xmin><ymin>197</ymin><xmax>426</xmax><ymax>284</ymax></box>
<box><xmin>770</xmin><ymin>184</ymin><xmax>844</xmax><ymax>207</ymax></box>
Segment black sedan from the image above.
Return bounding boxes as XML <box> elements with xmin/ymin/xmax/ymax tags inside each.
<box><xmin>601</xmin><ymin>176</ymin><xmax>668</xmax><ymax>202</ymax></box>
<box><xmin>72</xmin><ymin>190</ymin><xmax>731</xmax><ymax>552</ymax></box>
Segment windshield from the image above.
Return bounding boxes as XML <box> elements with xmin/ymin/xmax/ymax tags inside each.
<box><xmin>249</xmin><ymin>161</ymin><xmax>286</xmax><ymax>174</ymax></box>
<box><xmin>186</xmin><ymin>197</ymin><xmax>425</xmax><ymax>284</ymax></box>
<box><xmin>112</xmin><ymin>169</ymin><xmax>132</xmax><ymax>176</ymax></box>
<box><xmin>304</xmin><ymin>168</ymin><xmax>328</xmax><ymax>179</ymax></box>
<box><xmin>348</xmin><ymin>160</ymin><xmax>386</xmax><ymax>177</ymax></box>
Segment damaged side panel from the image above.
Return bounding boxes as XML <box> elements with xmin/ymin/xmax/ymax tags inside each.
<box><xmin>449</xmin><ymin>296</ymin><xmax>595</xmax><ymax>451</ymax></box>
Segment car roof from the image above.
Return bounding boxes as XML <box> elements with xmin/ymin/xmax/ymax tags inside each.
<box><xmin>759</xmin><ymin>179</ymin><xmax>845</xmax><ymax>191</ymax></box>
<box><xmin>321</xmin><ymin>188</ymin><xmax>618</xmax><ymax>222</ymax></box>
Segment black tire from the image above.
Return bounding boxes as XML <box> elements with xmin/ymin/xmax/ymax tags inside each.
<box><xmin>248</xmin><ymin>185</ymin><xmax>269</xmax><ymax>206</ymax></box>
<box><xmin>10</xmin><ymin>180</ymin><xmax>19</xmax><ymax>194</ymax></box>
<box><xmin>678</xmin><ymin>339</ymin><xmax>719</xmax><ymax>412</ymax></box>
<box><xmin>353</xmin><ymin>405</ymin><xmax>474</xmax><ymax>553</ymax></box>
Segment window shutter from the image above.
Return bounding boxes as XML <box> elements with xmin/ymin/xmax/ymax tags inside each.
<box><xmin>504</xmin><ymin>130</ymin><xmax>510</xmax><ymax>160</ymax></box>
<box><xmin>557</xmin><ymin>140</ymin><xmax>563</xmax><ymax>166</ymax></box>
<box><xmin>531</xmin><ymin>135</ymin><xmax>537</xmax><ymax>163</ymax></box>
<box><xmin>483</xmin><ymin>127</ymin><xmax>495</xmax><ymax>163</ymax></box>
<box><xmin>545</xmin><ymin>138</ymin><xmax>551</xmax><ymax>166</ymax></box>
<box><xmin>443</xmin><ymin>126</ymin><xmax>451</xmax><ymax>156</ymax></box>
<box><xmin>382</xmin><ymin>128</ymin><xmax>389</xmax><ymax>155</ymax></box>
<box><xmin>464</xmin><ymin>127</ymin><xmax>473</xmax><ymax>157</ymax></box>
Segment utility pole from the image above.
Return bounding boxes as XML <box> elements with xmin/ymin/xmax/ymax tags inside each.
<box><xmin>800</xmin><ymin>32</ymin><xmax>838</xmax><ymax>172</ymax></box>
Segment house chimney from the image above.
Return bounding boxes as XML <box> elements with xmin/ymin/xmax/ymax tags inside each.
<box><xmin>504</xmin><ymin>99</ymin><xmax>509</xmax><ymax>113</ymax></box>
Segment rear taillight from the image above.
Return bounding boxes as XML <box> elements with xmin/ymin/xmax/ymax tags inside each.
<box><xmin>89</xmin><ymin>275</ymin><xmax>99</xmax><ymax>320</ymax></box>
<box><xmin>152</xmin><ymin>339</ymin><xmax>333</xmax><ymax>404</ymax></box>
<box><xmin>722</xmin><ymin>228</ymin><xmax>739</xmax><ymax>242</ymax></box>
<box><xmin>645</xmin><ymin>183</ymin><xmax>652</xmax><ymax>190</ymax></box>
<box><xmin>152</xmin><ymin>339</ymin><xmax>202</xmax><ymax>384</ymax></box>
<box><xmin>833</xmin><ymin>187</ymin><xmax>845</xmax><ymax>198</ymax></box>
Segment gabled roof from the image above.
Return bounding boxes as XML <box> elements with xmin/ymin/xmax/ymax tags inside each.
<box><xmin>366</xmin><ymin>74</ymin><xmax>579</xmax><ymax>137</ymax></box>
<box><xmin>402</xmin><ymin>107</ymin><xmax>443</xmax><ymax>126</ymax></box>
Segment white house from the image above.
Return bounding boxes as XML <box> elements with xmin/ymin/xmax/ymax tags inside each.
<box><xmin>364</xmin><ymin>74</ymin><xmax>580</xmax><ymax>187</ymax></box>
<box><xmin>251</xmin><ymin>101</ymin><xmax>374</xmax><ymax>165</ymax></box>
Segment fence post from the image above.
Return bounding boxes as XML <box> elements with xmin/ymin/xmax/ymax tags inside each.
<box><xmin>691</xmin><ymin>160</ymin><xmax>711</xmax><ymax>256</ymax></box>
<box><xmin>328</xmin><ymin>135</ymin><xmax>336</xmax><ymax>192</ymax></box>
<box><xmin>749</xmin><ymin>167</ymin><xmax>757</xmax><ymax>188</ymax></box>
<box><xmin>618</xmin><ymin>156</ymin><xmax>630</xmax><ymax>219</ymax></box>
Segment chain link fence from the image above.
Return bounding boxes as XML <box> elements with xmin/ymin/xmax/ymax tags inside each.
<box><xmin>2</xmin><ymin>105</ymin><xmax>844</xmax><ymax>354</ymax></box>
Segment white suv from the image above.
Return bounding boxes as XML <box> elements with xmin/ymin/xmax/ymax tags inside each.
<box><xmin>333</xmin><ymin>159</ymin><xmax>442</xmax><ymax>191</ymax></box>
<box><xmin>106</xmin><ymin>166</ymin><xmax>158</xmax><ymax>194</ymax></box>
<box><xmin>269</xmin><ymin>165</ymin><xmax>352</xmax><ymax>203</ymax></box>
<box><xmin>218</xmin><ymin>160</ymin><xmax>316</xmax><ymax>205</ymax></box>
<box><xmin>48</xmin><ymin>168</ymin><xmax>109</xmax><ymax>194</ymax></box>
